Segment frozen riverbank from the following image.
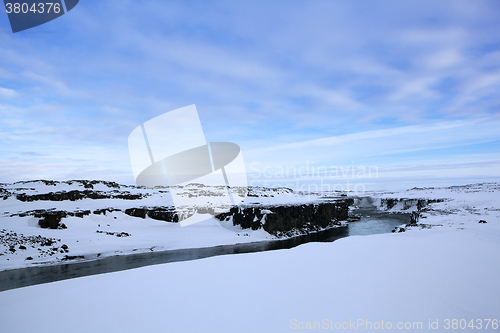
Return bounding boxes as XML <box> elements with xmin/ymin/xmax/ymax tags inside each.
<box><xmin>0</xmin><ymin>218</ymin><xmax>498</xmax><ymax>333</ymax></box>
<box><xmin>1</xmin><ymin>181</ymin><xmax>497</xmax><ymax>271</ymax></box>
<box><xmin>0</xmin><ymin>180</ymin><xmax>360</xmax><ymax>271</ymax></box>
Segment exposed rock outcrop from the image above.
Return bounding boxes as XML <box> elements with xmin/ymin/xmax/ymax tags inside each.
<box><xmin>37</xmin><ymin>211</ymin><xmax>68</xmax><ymax>229</ymax></box>
<box><xmin>0</xmin><ymin>229</ymin><xmax>66</xmax><ymax>259</ymax></box>
<box><xmin>96</xmin><ymin>230</ymin><xmax>131</xmax><ymax>237</ymax></box>
<box><xmin>14</xmin><ymin>179</ymin><xmax>122</xmax><ymax>188</ymax></box>
<box><xmin>124</xmin><ymin>207</ymin><xmax>179</xmax><ymax>222</ymax></box>
<box><xmin>216</xmin><ymin>199</ymin><xmax>353</xmax><ymax>236</ymax></box>
<box><xmin>378</xmin><ymin>198</ymin><xmax>445</xmax><ymax>211</ymax></box>
<box><xmin>16</xmin><ymin>190</ymin><xmax>143</xmax><ymax>202</ymax></box>
<box><xmin>93</xmin><ymin>208</ymin><xmax>122</xmax><ymax>215</ymax></box>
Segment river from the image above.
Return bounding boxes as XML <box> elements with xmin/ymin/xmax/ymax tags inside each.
<box><xmin>0</xmin><ymin>208</ymin><xmax>409</xmax><ymax>292</ymax></box>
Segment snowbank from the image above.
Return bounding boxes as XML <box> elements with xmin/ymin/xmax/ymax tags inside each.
<box><xmin>0</xmin><ymin>182</ymin><xmax>499</xmax><ymax>332</ymax></box>
<box><xmin>0</xmin><ymin>223</ymin><xmax>498</xmax><ymax>332</ymax></box>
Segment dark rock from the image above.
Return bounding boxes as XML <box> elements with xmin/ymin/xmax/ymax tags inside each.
<box><xmin>406</xmin><ymin>211</ymin><xmax>420</xmax><ymax>227</ymax></box>
<box><xmin>74</xmin><ymin>210</ymin><xmax>91</xmax><ymax>218</ymax></box>
<box><xmin>216</xmin><ymin>199</ymin><xmax>353</xmax><ymax>236</ymax></box>
<box><xmin>380</xmin><ymin>198</ymin><xmax>445</xmax><ymax>211</ymax></box>
<box><xmin>384</xmin><ymin>198</ymin><xmax>398</xmax><ymax>210</ymax></box>
<box><xmin>40</xmin><ymin>239</ymin><xmax>55</xmax><ymax>246</ymax></box>
<box><xmin>124</xmin><ymin>208</ymin><xmax>146</xmax><ymax>219</ymax></box>
<box><xmin>25</xmin><ymin>256</ymin><xmax>33</xmax><ymax>260</ymax></box>
<box><xmin>124</xmin><ymin>207</ymin><xmax>179</xmax><ymax>222</ymax></box>
<box><xmin>478</xmin><ymin>220</ymin><xmax>487</xmax><ymax>223</ymax></box>
<box><xmin>95</xmin><ymin>230</ymin><xmax>131</xmax><ymax>237</ymax></box>
<box><xmin>16</xmin><ymin>189</ymin><xmax>143</xmax><ymax>202</ymax></box>
<box><xmin>392</xmin><ymin>226</ymin><xmax>406</xmax><ymax>233</ymax></box>
<box><xmin>38</xmin><ymin>211</ymin><xmax>67</xmax><ymax>229</ymax></box>
<box><xmin>62</xmin><ymin>255</ymin><xmax>85</xmax><ymax>261</ymax></box>
<box><xmin>93</xmin><ymin>208</ymin><xmax>122</xmax><ymax>215</ymax></box>
<box><xmin>146</xmin><ymin>207</ymin><xmax>179</xmax><ymax>222</ymax></box>
<box><xmin>19</xmin><ymin>245</ymin><xmax>27</xmax><ymax>250</ymax></box>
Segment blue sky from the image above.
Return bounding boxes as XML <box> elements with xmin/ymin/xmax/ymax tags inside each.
<box><xmin>1</xmin><ymin>0</ymin><xmax>499</xmax><ymax>190</ymax></box>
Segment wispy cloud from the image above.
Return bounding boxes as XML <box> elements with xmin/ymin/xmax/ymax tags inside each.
<box><xmin>0</xmin><ymin>0</ymin><xmax>499</xmax><ymax>187</ymax></box>
<box><xmin>244</xmin><ymin>117</ymin><xmax>500</xmax><ymax>190</ymax></box>
<box><xmin>0</xmin><ymin>87</ymin><xmax>17</xmax><ymax>98</ymax></box>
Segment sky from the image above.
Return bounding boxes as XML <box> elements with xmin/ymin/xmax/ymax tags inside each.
<box><xmin>0</xmin><ymin>0</ymin><xmax>499</xmax><ymax>191</ymax></box>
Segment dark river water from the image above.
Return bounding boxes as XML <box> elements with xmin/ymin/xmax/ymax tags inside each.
<box><xmin>333</xmin><ymin>208</ymin><xmax>410</xmax><ymax>239</ymax></box>
<box><xmin>0</xmin><ymin>209</ymin><xmax>409</xmax><ymax>292</ymax></box>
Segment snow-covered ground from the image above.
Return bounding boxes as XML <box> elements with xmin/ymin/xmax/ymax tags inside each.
<box><xmin>0</xmin><ymin>182</ymin><xmax>499</xmax><ymax>332</ymax></box>
<box><xmin>368</xmin><ymin>183</ymin><xmax>500</xmax><ymax>232</ymax></box>
<box><xmin>0</xmin><ymin>216</ymin><xmax>498</xmax><ymax>332</ymax></box>
<box><xmin>0</xmin><ymin>181</ymin><xmax>314</xmax><ymax>271</ymax></box>
<box><xmin>0</xmin><ymin>181</ymin><xmax>499</xmax><ymax>271</ymax></box>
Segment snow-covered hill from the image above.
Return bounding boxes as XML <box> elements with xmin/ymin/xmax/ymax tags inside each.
<box><xmin>1</xmin><ymin>181</ymin><xmax>499</xmax><ymax>332</ymax></box>
<box><xmin>365</xmin><ymin>183</ymin><xmax>500</xmax><ymax>233</ymax></box>
<box><xmin>0</xmin><ymin>180</ymin><xmax>499</xmax><ymax>272</ymax></box>
<box><xmin>0</xmin><ymin>180</ymin><xmax>331</xmax><ymax>270</ymax></box>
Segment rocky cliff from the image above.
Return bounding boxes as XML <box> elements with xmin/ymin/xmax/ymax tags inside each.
<box><xmin>216</xmin><ymin>199</ymin><xmax>353</xmax><ymax>237</ymax></box>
